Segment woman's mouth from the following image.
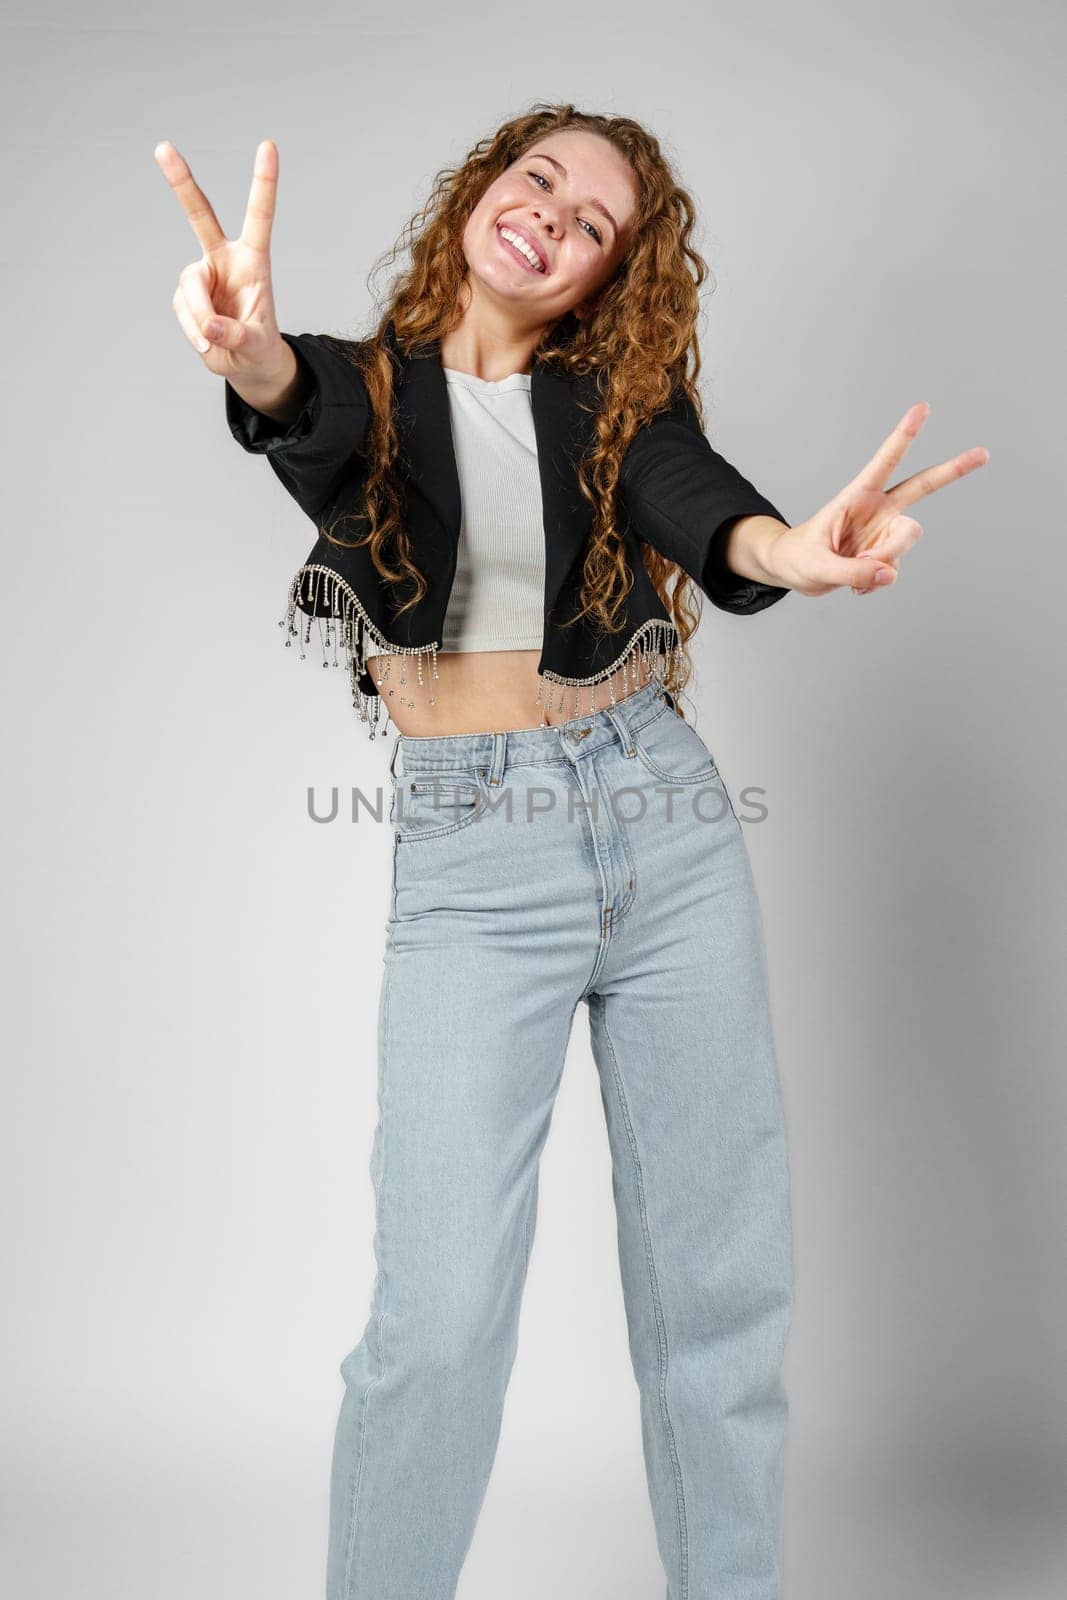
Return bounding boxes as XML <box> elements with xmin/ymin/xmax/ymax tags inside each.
<box><xmin>497</xmin><ymin>224</ymin><xmax>547</xmax><ymax>274</ymax></box>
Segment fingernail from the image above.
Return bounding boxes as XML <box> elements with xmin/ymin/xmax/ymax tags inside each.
<box><xmin>875</xmin><ymin>569</ymin><xmax>892</xmax><ymax>584</ymax></box>
<box><xmin>195</xmin><ymin>336</ymin><xmax>211</xmax><ymax>353</ymax></box>
<box><xmin>205</xmin><ymin>320</ymin><xmax>224</xmax><ymax>340</ymax></box>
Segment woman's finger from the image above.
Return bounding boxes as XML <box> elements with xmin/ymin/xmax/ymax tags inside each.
<box><xmin>154</xmin><ymin>140</ymin><xmax>228</xmax><ymax>253</ymax></box>
<box><xmin>885</xmin><ymin>446</ymin><xmax>991</xmax><ymax>513</ymax></box>
<box><xmin>855</xmin><ymin>511</ymin><xmax>923</xmax><ymax>565</ymax></box>
<box><xmin>172</xmin><ymin>287</ymin><xmax>248</xmax><ymax>362</ymax></box>
<box><xmin>839</xmin><ymin>511</ymin><xmax>920</xmax><ymax>592</ymax></box>
<box><xmin>798</xmin><ymin>541</ymin><xmax>897</xmax><ymax>595</ymax></box>
<box><xmin>238</xmin><ymin>139</ymin><xmax>279</xmax><ymax>255</ymax></box>
<box><xmin>171</xmin><ymin>285</ymin><xmax>212</xmax><ymax>355</ymax></box>
<box><xmin>177</xmin><ymin>259</ymin><xmax>219</xmax><ymax>339</ymax></box>
<box><xmin>849</xmin><ymin>402</ymin><xmax>930</xmax><ymax>495</ymax></box>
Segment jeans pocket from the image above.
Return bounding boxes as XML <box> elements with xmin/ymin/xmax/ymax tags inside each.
<box><xmin>393</xmin><ymin>769</ymin><xmax>490</xmax><ymax>843</ymax></box>
<box><xmin>632</xmin><ymin>705</ymin><xmax>720</xmax><ymax>785</ymax></box>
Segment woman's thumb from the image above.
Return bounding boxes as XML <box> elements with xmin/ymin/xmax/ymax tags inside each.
<box><xmin>840</xmin><ymin>552</ymin><xmax>896</xmax><ymax>593</ymax></box>
<box><xmin>201</xmin><ymin>314</ymin><xmax>245</xmax><ymax>351</ymax></box>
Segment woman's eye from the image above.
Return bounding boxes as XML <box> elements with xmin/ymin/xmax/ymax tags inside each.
<box><xmin>525</xmin><ymin>170</ymin><xmax>602</xmax><ymax>245</ymax></box>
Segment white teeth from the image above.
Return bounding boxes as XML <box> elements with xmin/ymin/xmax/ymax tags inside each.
<box><xmin>499</xmin><ymin>226</ymin><xmax>544</xmax><ymax>271</ymax></box>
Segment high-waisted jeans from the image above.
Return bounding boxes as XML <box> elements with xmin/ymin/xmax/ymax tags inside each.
<box><xmin>326</xmin><ymin>676</ymin><xmax>794</xmax><ymax>1600</ymax></box>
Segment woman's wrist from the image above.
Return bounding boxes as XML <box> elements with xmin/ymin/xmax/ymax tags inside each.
<box><xmin>720</xmin><ymin>515</ymin><xmax>793</xmax><ymax>588</ymax></box>
<box><xmin>227</xmin><ymin>340</ymin><xmax>307</xmax><ymax>424</ymax></box>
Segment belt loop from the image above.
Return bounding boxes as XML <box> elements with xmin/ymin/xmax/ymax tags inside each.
<box><xmin>388</xmin><ymin>734</ymin><xmax>402</xmax><ymax>779</ymax></box>
<box><xmin>488</xmin><ymin>731</ymin><xmax>506</xmax><ymax>786</ymax></box>
<box><xmin>604</xmin><ymin>703</ymin><xmax>636</xmax><ymax>758</ymax></box>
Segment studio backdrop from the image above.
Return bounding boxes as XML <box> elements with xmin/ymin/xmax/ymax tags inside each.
<box><xmin>2</xmin><ymin>3</ymin><xmax>1063</xmax><ymax>1598</ymax></box>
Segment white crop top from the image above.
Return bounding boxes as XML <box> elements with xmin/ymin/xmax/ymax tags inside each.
<box><xmin>439</xmin><ymin>366</ymin><xmax>545</xmax><ymax>653</ymax></box>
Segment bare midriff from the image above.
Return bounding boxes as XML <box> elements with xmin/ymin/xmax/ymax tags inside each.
<box><xmin>364</xmin><ymin>647</ymin><xmax>652</xmax><ymax>736</ymax></box>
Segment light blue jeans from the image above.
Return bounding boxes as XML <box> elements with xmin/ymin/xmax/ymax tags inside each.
<box><xmin>327</xmin><ymin>676</ymin><xmax>794</xmax><ymax>1600</ymax></box>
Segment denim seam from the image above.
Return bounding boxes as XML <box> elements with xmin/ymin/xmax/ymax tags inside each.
<box><xmin>593</xmin><ymin>993</ymin><xmax>690</xmax><ymax>1598</ymax></box>
<box><xmin>614</xmin><ymin>821</ymin><xmax>638</xmax><ymax>921</ymax></box>
<box><xmin>719</xmin><ymin>775</ymin><xmax>742</xmax><ymax>829</ymax></box>
<box><xmin>522</xmin><ymin>1180</ymin><xmax>537</xmax><ymax>1276</ymax></box>
<box><xmin>342</xmin><ymin>956</ymin><xmax>394</xmax><ymax>1596</ymax></box>
<box><xmin>579</xmin><ymin>912</ymin><xmax>612</xmax><ymax>999</ymax></box>
<box><xmin>590</xmin><ymin>746</ymin><xmax>638</xmax><ymax>921</ymax></box>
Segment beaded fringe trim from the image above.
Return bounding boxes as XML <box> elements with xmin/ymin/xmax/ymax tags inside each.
<box><xmin>279</xmin><ymin>564</ymin><xmax>680</xmax><ymax>738</ymax></box>
<box><xmin>279</xmin><ymin>563</ymin><xmax>438</xmax><ymax>740</ymax></box>
<box><xmin>533</xmin><ymin>617</ymin><xmax>680</xmax><ymax>723</ymax></box>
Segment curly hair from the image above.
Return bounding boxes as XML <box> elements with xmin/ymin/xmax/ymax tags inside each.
<box><xmin>323</xmin><ymin>101</ymin><xmax>721</xmax><ymax>708</ymax></box>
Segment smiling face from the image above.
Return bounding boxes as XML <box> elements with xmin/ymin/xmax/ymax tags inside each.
<box><xmin>460</xmin><ymin>128</ymin><xmax>641</xmax><ymax>329</ymax></box>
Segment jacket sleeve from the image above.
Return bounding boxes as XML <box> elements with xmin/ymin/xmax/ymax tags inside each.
<box><xmin>224</xmin><ymin>330</ymin><xmax>372</xmax><ymax>524</ymax></box>
<box><xmin>619</xmin><ymin>388</ymin><xmax>791</xmax><ymax>614</ymax></box>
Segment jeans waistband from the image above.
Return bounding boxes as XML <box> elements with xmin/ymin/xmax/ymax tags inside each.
<box><xmin>389</xmin><ymin>678</ymin><xmax>672</xmax><ymax>782</ymax></box>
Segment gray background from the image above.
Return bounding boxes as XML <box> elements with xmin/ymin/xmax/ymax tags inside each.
<box><xmin>3</xmin><ymin>2</ymin><xmax>1064</xmax><ymax>1596</ymax></box>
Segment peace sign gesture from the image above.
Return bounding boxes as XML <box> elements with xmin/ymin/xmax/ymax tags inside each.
<box><xmin>154</xmin><ymin>138</ymin><xmax>293</xmax><ymax>390</ymax></box>
<box><xmin>766</xmin><ymin>404</ymin><xmax>990</xmax><ymax>597</ymax></box>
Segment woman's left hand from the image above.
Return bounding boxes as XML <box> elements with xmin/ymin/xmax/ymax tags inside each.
<box><xmin>767</xmin><ymin>403</ymin><xmax>990</xmax><ymax>597</ymax></box>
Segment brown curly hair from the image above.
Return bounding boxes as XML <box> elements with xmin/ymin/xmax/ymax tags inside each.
<box><xmin>323</xmin><ymin>101</ymin><xmax>720</xmax><ymax>708</ymax></box>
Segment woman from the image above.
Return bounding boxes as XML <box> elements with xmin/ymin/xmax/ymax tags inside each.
<box><xmin>156</xmin><ymin>105</ymin><xmax>987</xmax><ymax>1600</ymax></box>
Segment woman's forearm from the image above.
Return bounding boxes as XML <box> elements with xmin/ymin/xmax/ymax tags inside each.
<box><xmin>721</xmin><ymin>515</ymin><xmax>791</xmax><ymax>587</ymax></box>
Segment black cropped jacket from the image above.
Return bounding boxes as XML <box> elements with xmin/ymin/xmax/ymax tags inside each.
<box><xmin>225</xmin><ymin>315</ymin><xmax>791</xmax><ymax>737</ymax></box>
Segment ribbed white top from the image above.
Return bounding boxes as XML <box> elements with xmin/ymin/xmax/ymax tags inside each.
<box><xmin>439</xmin><ymin>366</ymin><xmax>546</xmax><ymax>653</ymax></box>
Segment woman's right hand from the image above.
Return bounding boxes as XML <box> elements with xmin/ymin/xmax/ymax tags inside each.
<box><xmin>155</xmin><ymin>138</ymin><xmax>294</xmax><ymax>395</ymax></box>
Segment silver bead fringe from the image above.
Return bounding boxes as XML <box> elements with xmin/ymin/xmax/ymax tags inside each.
<box><xmin>279</xmin><ymin>565</ymin><xmax>679</xmax><ymax>737</ymax></box>
<box><xmin>533</xmin><ymin>617</ymin><xmax>680</xmax><ymax>724</ymax></box>
<box><xmin>279</xmin><ymin>563</ymin><xmax>438</xmax><ymax>740</ymax></box>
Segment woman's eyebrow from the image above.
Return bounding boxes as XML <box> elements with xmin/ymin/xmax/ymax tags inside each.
<box><xmin>527</xmin><ymin>152</ymin><xmax>618</xmax><ymax>238</ymax></box>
